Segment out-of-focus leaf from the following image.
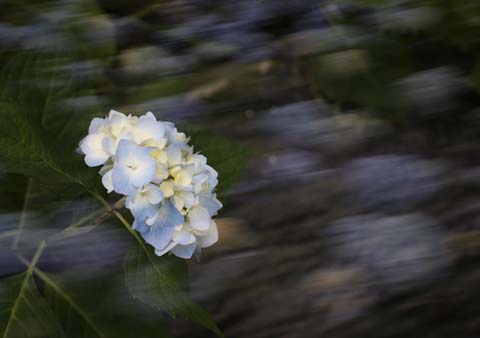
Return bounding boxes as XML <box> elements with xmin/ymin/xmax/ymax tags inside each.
<box><xmin>0</xmin><ymin>49</ymin><xmax>101</xmax><ymax>196</ymax></box>
<box><xmin>0</xmin><ymin>174</ymin><xmax>28</xmax><ymax>212</ymax></box>
<box><xmin>96</xmin><ymin>0</ymin><xmax>157</xmax><ymax>17</ymax></box>
<box><xmin>0</xmin><ymin>243</ymin><xmax>64</xmax><ymax>338</ymax></box>
<box><xmin>124</xmin><ymin>240</ymin><xmax>223</xmax><ymax>337</ymax></box>
<box><xmin>469</xmin><ymin>57</ymin><xmax>480</xmax><ymax>94</ymax></box>
<box><xmin>308</xmin><ymin>39</ymin><xmax>415</xmax><ymax>121</ymax></box>
<box><xmin>340</xmin><ymin>0</ymin><xmax>390</xmax><ymax>7</ymax></box>
<box><xmin>66</xmin><ymin>0</ymin><xmax>115</xmax><ymax>62</ymax></box>
<box><xmin>187</xmin><ymin>129</ymin><xmax>251</xmax><ymax>197</ymax></box>
<box><xmin>42</xmin><ymin>270</ymin><xmax>172</xmax><ymax>338</ymax></box>
<box><xmin>451</xmin><ymin>1</ymin><xmax>480</xmax><ymax>27</ymax></box>
<box><xmin>0</xmin><ymin>273</ymin><xmax>65</xmax><ymax>338</ymax></box>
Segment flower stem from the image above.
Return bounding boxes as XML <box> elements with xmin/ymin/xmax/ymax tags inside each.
<box><xmin>64</xmin><ymin>195</ymin><xmax>126</xmax><ymax>232</ymax></box>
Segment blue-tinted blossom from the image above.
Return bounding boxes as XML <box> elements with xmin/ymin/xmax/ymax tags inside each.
<box><xmin>79</xmin><ymin>110</ymin><xmax>222</xmax><ymax>258</ymax></box>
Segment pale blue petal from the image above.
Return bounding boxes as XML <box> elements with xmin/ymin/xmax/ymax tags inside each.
<box><xmin>131</xmin><ymin>203</ymin><xmax>158</xmax><ymax>222</ymax></box>
<box><xmin>132</xmin><ymin>219</ymin><xmax>149</xmax><ymax>233</ymax></box>
<box><xmin>112</xmin><ymin>164</ymin><xmax>135</xmax><ymax>195</ymax></box>
<box><xmin>173</xmin><ymin>230</ymin><xmax>196</xmax><ymax>245</ymax></box>
<box><xmin>199</xmin><ymin>193</ymin><xmax>223</xmax><ymax>216</ymax></box>
<box><xmin>116</xmin><ymin>139</ymin><xmax>153</xmax><ymax>165</ymax></box>
<box><xmin>154</xmin><ymin>241</ymin><xmax>177</xmax><ymax>256</ymax></box>
<box><xmin>171</xmin><ymin>243</ymin><xmax>196</xmax><ymax>259</ymax></box>
<box><xmin>115</xmin><ymin>139</ymin><xmax>137</xmax><ymax>164</ymax></box>
<box><xmin>131</xmin><ymin>161</ymin><xmax>156</xmax><ymax>187</ymax></box>
<box><xmin>142</xmin><ymin>201</ymin><xmax>184</xmax><ymax>250</ymax></box>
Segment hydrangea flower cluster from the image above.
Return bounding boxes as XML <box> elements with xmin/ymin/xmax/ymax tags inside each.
<box><xmin>79</xmin><ymin>110</ymin><xmax>222</xmax><ymax>259</ymax></box>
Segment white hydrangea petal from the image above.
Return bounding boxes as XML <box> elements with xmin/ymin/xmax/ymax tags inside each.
<box><xmin>183</xmin><ymin>191</ymin><xmax>196</xmax><ymax>209</ymax></box>
<box><xmin>81</xmin><ymin>110</ymin><xmax>224</xmax><ymax>259</ymax></box>
<box><xmin>193</xmin><ymin>174</ymin><xmax>208</xmax><ymax>185</ymax></box>
<box><xmin>160</xmin><ymin>180</ymin><xmax>175</xmax><ymax>198</ymax></box>
<box><xmin>173</xmin><ymin>195</ymin><xmax>185</xmax><ymax>211</ymax></box>
<box><xmin>102</xmin><ymin>137</ymin><xmax>116</xmax><ymax>157</ymax></box>
<box><xmin>88</xmin><ymin>117</ymin><xmax>105</xmax><ymax>134</ymax></box>
<box><xmin>173</xmin><ymin>169</ymin><xmax>193</xmax><ymax>187</ymax></box>
<box><xmin>174</xmin><ymin>184</ymin><xmax>193</xmax><ymax>193</ymax></box>
<box><xmin>166</xmin><ymin>144</ymin><xmax>182</xmax><ymax>166</ymax></box>
<box><xmin>151</xmin><ymin>149</ymin><xmax>168</xmax><ymax>164</ymax></box>
<box><xmin>101</xmin><ymin>170</ymin><xmax>113</xmax><ymax>193</ymax></box>
<box><xmin>85</xmin><ymin>150</ymin><xmax>109</xmax><ymax>167</ymax></box>
<box><xmin>207</xmin><ymin>176</ymin><xmax>218</xmax><ymax>190</ymax></box>
<box><xmin>145</xmin><ymin>184</ymin><xmax>164</xmax><ymax>204</ymax></box>
<box><xmin>108</xmin><ymin>109</ymin><xmax>123</xmax><ymax>119</ymax></box>
<box><xmin>205</xmin><ymin>164</ymin><xmax>218</xmax><ymax>178</ymax></box>
<box><xmin>197</xmin><ymin>220</ymin><xmax>218</xmax><ymax>248</ymax></box>
<box><xmin>108</xmin><ymin>110</ymin><xmax>131</xmax><ymax>136</ymax></box>
<box><xmin>171</xmin><ymin>243</ymin><xmax>196</xmax><ymax>259</ymax></box>
<box><xmin>130</xmin><ymin>162</ymin><xmax>156</xmax><ymax>188</ymax></box>
<box><xmin>190</xmin><ymin>154</ymin><xmax>207</xmax><ymax>167</ymax></box>
<box><xmin>132</xmin><ymin>113</ymin><xmax>164</xmax><ymax>144</ymax></box>
<box><xmin>153</xmin><ymin>163</ymin><xmax>169</xmax><ymax>184</ymax></box>
<box><xmin>142</xmin><ymin>201</ymin><xmax>184</xmax><ymax>250</ymax></box>
<box><xmin>187</xmin><ymin>205</ymin><xmax>210</xmax><ymax>231</ymax></box>
<box><xmin>173</xmin><ymin>230</ymin><xmax>196</xmax><ymax>245</ymax></box>
<box><xmin>147</xmin><ymin>138</ymin><xmax>167</xmax><ymax>150</ymax></box>
<box><xmin>176</xmin><ymin>191</ymin><xmax>195</xmax><ymax>210</ymax></box>
<box><xmin>80</xmin><ymin>134</ymin><xmax>110</xmax><ymax>167</ymax></box>
<box><xmin>165</xmin><ymin>123</ymin><xmax>182</xmax><ymax>144</ymax></box>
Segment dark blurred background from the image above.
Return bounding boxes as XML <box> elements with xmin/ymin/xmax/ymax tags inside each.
<box><xmin>3</xmin><ymin>0</ymin><xmax>480</xmax><ymax>337</ymax></box>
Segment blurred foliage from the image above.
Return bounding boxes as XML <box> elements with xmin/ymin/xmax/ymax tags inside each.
<box><xmin>0</xmin><ymin>263</ymin><xmax>65</xmax><ymax>338</ymax></box>
<box><xmin>2</xmin><ymin>0</ymin><xmax>480</xmax><ymax>336</ymax></box>
<box><xmin>188</xmin><ymin>128</ymin><xmax>252</xmax><ymax>199</ymax></box>
<box><xmin>303</xmin><ymin>0</ymin><xmax>480</xmax><ymax>137</ymax></box>
<box><xmin>44</xmin><ymin>270</ymin><xmax>173</xmax><ymax>338</ymax></box>
<box><xmin>124</xmin><ymin>242</ymin><xmax>223</xmax><ymax>337</ymax></box>
<box><xmin>0</xmin><ymin>50</ymin><xmax>100</xmax><ymax>197</ymax></box>
<box><xmin>0</xmin><ymin>0</ymin><xmax>252</xmax><ymax>337</ymax></box>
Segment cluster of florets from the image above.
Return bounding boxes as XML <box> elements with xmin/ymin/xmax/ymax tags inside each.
<box><xmin>79</xmin><ymin>110</ymin><xmax>221</xmax><ymax>258</ymax></box>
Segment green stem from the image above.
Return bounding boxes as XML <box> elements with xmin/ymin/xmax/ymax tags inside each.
<box><xmin>64</xmin><ymin>196</ymin><xmax>125</xmax><ymax>232</ymax></box>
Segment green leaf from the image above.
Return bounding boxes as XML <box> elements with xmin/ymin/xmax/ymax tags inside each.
<box><xmin>123</xmin><ymin>234</ymin><xmax>223</xmax><ymax>337</ymax></box>
<box><xmin>41</xmin><ymin>270</ymin><xmax>172</xmax><ymax>338</ymax></box>
<box><xmin>452</xmin><ymin>1</ymin><xmax>480</xmax><ymax>27</ymax></box>
<box><xmin>0</xmin><ymin>49</ymin><xmax>102</xmax><ymax>196</ymax></box>
<box><xmin>0</xmin><ymin>273</ymin><xmax>65</xmax><ymax>338</ymax></box>
<box><xmin>187</xmin><ymin>129</ymin><xmax>251</xmax><ymax>198</ymax></box>
<box><xmin>0</xmin><ymin>243</ymin><xmax>65</xmax><ymax>338</ymax></box>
